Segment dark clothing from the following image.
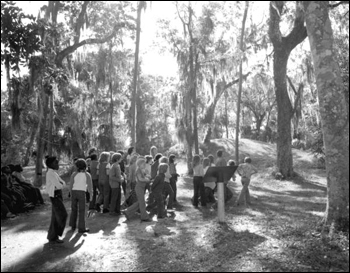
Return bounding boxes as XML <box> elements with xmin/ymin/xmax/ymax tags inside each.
<box><xmin>119</xmin><ymin>161</ymin><xmax>125</xmax><ymax>174</ymax></box>
<box><xmin>47</xmin><ymin>190</ymin><xmax>67</xmax><ymax>241</ymax></box>
<box><xmin>163</xmin><ymin>183</ymin><xmax>174</xmax><ymax>209</ymax></box>
<box><xmin>170</xmin><ymin>175</ymin><xmax>177</xmax><ymax>202</ymax></box>
<box><xmin>151</xmin><ymin>161</ymin><xmax>160</xmax><ymax>180</ymax></box>
<box><xmin>89</xmin><ymin>179</ymin><xmax>99</xmax><ymax>210</ymax></box>
<box><xmin>154</xmin><ymin>192</ymin><xmax>165</xmax><ymax>217</ymax></box>
<box><xmin>151</xmin><ymin>173</ymin><xmax>165</xmax><ymax>193</ymax></box>
<box><xmin>1</xmin><ymin>200</ymin><xmax>10</xmax><ymax>217</ymax></box>
<box><xmin>69</xmin><ymin>190</ymin><xmax>86</xmax><ymax>230</ymax></box>
<box><xmin>193</xmin><ymin>176</ymin><xmax>206</xmax><ymax>207</ymax></box>
<box><xmin>103</xmin><ymin>180</ymin><xmax>111</xmax><ymax>210</ymax></box>
<box><xmin>110</xmin><ymin>186</ymin><xmax>121</xmax><ymax>213</ymax></box>
<box><xmin>1</xmin><ymin>192</ymin><xmax>15</xmax><ymax>214</ymax></box>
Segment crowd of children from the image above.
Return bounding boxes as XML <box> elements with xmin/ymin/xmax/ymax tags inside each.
<box><xmin>1</xmin><ymin>164</ymin><xmax>45</xmax><ymax>220</ymax></box>
<box><xmin>2</xmin><ymin>145</ymin><xmax>258</xmax><ymax>245</ymax></box>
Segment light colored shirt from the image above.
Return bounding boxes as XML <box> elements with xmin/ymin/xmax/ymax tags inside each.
<box><xmin>46</xmin><ymin>168</ymin><xmax>66</xmax><ymax>198</ymax></box>
<box><xmin>70</xmin><ymin>172</ymin><xmax>92</xmax><ymax>193</ymax></box>
<box><xmin>237</xmin><ymin>163</ymin><xmax>258</xmax><ymax>179</ymax></box>
<box><xmin>164</xmin><ymin>168</ymin><xmax>171</xmax><ymax>183</ymax></box>
<box><xmin>145</xmin><ymin>163</ymin><xmax>151</xmax><ymax>177</ymax></box>
<box><xmin>193</xmin><ymin>164</ymin><xmax>204</xmax><ymax>177</ymax></box>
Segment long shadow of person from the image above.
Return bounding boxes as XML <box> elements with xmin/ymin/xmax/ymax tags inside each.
<box><xmin>8</xmin><ymin>231</ymin><xmax>85</xmax><ymax>272</ymax></box>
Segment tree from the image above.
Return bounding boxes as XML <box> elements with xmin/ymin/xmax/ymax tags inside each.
<box><xmin>235</xmin><ymin>1</ymin><xmax>249</xmax><ymax>163</ymax></box>
<box><xmin>303</xmin><ymin>1</ymin><xmax>349</xmax><ymax>232</ymax></box>
<box><xmin>131</xmin><ymin>1</ymin><xmax>146</xmax><ymax>150</ymax></box>
<box><xmin>268</xmin><ymin>1</ymin><xmax>307</xmax><ymax>177</ymax></box>
<box><xmin>1</xmin><ymin>1</ymin><xmax>41</xmax><ymax>131</ymax></box>
<box><xmin>242</xmin><ymin>72</ymin><xmax>276</xmax><ymax>137</ymax></box>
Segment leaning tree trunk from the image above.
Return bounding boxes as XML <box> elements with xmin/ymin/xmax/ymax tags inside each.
<box><xmin>34</xmin><ymin>86</ymin><xmax>49</xmax><ymax>187</ymax></box>
<box><xmin>235</xmin><ymin>0</ymin><xmax>249</xmax><ymax>163</ymax></box>
<box><xmin>303</xmin><ymin>1</ymin><xmax>349</xmax><ymax>232</ymax></box>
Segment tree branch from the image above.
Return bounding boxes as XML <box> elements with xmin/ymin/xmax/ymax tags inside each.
<box><xmin>287</xmin><ymin>76</ymin><xmax>303</xmax><ymax>116</ymax></box>
<box><xmin>55</xmin><ymin>22</ymin><xmax>127</xmax><ymax>66</ymax></box>
<box><xmin>268</xmin><ymin>1</ymin><xmax>284</xmax><ymax>46</ymax></box>
<box><xmin>284</xmin><ymin>2</ymin><xmax>307</xmax><ymax>51</ymax></box>
<box><xmin>329</xmin><ymin>1</ymin><xmax>349</xmax><ymax>8</ymax></box>
<box><xmin>74</xmin><ymin>1</ymin><xmax>90</xmax><ymax>44</ymax></box>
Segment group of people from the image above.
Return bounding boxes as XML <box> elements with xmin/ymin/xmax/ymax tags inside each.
<box><xmin>1</xmin><ymin>145</ymin><xmax>258</xmax><ymax>245</ymax></box>
<box><xmin>191</xmin><ymin>149</ymin><xmax>258</xmax><ymax>208</ymax></box>
<box><xmin>1</xmin><ymin>164</ymin><xmax>45</xmax><ymax>220</ymax></box>
<box><xmin>45</xmin><ymin>145</ymin><xmax>180</xmax><ymax>244</ymax></box>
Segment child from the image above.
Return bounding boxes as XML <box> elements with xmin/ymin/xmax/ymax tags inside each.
<box><xmin>96</xmin><ymin>152</ymin><xmax>110</xmax><ymax>213</ymax></box>
<box><xmin>169</xmin><ymin>154</ymin><xmax>179</xmax><ymax>203</ymax></box>
<box><xmin>123</xmin><ymin>158</ymin><xmax>152</xmax><ymax>222</ymax></box>
<box><xmin>145</xmin><ymin>155</ymin><xmax>153</xmax><ymax>177</ymax></box>
<box><xmin>151</xmin><ymin>153</ymin><xmax>163</xmax><ymax>180</ymax></box>
<box><xmin>235</xmin><ymin>157</ymin><xmax>258</xmax><ymax>206</ymax></box>
<box><xmin>159</xmin><ymin>156</ymin><xmax>174</xmax><ymax>210</ymax></box>
<box><xmin>215</xmin><ymin>150</ymin><xmax>227</xmax><ymax>167</ymax></box>
<box><xmin>127</xmin><ymin>154</ymin><xmax>139</xmax><ymax>195</ymax></box>
<box><xmin>223</xmin><ymin>160</ymin><xmax>235</xmax><ymax>203</ymax></box>
<box><xmin>147</xmin><ymin>163</ymin><xmax>168</xmax><ymax>219</ymax></box>
<box><xmin>208</xmin><ymin>154</ymin><xmax>216</xmax><ymax>167</ymax></box>
<box><xmin>202</xmin><ymin>157</ymin><xmax>216</xmax><ymax>203</ymax></box>
<box><xmin>109</xmin><ymin>153</ymin><xmax>123</xmax><ymax>216</ymax></box>
<box><xmin>192</xmin><ymin>155</ymin><xmax>206</xmax><ymax>208</ymax></box>
<box><xmin>89</xmin><ymin>154</ymin><xmax>99</xmax><ymax>210</ymax></box>
<box><xmin>150</xmin><ymin>146</ymin><xmax>158</xmax><ymax>160</ymax></box>
<box><xmin>69</xmin><ymin>159</ymin><xmax>92</xmax><ymax>233</ymax></box>
<box><xmin>45</xmin><ymin>156</ymin><xmax>68</xmax><ymax>243</ymax></box>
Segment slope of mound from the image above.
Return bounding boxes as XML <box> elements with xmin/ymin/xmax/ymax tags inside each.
<box><xmin>200</xmin><ymin>138</ymin><xmax>314</xmax><ymax>168</ymax></box>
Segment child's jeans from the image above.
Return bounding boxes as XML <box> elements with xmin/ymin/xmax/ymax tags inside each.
<box><xmin>236</xmin><ymin>177</ymin><xmax>251</xmax><ymax>205</ymax></box>
<box><xmin>110</xmin><ymin>186</ymin><xmax>121</xmax><ymax>213</ymax></box>
<box><xmin>193</xmin><ymin>176</ymin><xmax>206</xmax><ymax>207</ymax></box>
<box><xmin>69</xmin><ymin>190</ymin><xmax>86</xmax><ymax>230</ymax></box>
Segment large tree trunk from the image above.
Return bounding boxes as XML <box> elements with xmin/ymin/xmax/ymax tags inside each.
<box><xmin>303</xmin><ymin>1</ymin><xmax>349</xmax><ymax>232</ymax></box>
<box><xmin>274</xmin><ymin>51</ymin><xmax>294</xmax><ymax>176</ymax></box>
<box><xmin>131</xmin><ymin>2</ymin><xmax>143</xmax><ymax>150</ymax></box>
<box><xmin>34</xmin><ymin>86</ymin><xmax>49</xmax><ymax>187</ymax></box>
<box><xmin>268</xmin><ymin>1</ymin><xmax>307</xmax><ymax>177</ymax></box>
<box><xmin>235</xmin><ymin>1</ymin><xmax>249</xmax><ymax>163</ymax></box>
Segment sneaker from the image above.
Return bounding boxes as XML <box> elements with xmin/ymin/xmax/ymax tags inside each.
<box><xmin>78</xmin><ymin>228</ymin><xmax>90</xmax><ymax>233</ymax></box>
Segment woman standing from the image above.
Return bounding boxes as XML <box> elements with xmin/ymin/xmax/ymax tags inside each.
<box><xmin>45</xmin><ymin>156</ymin><xmax>68</xmax><ymax>244</ymax></box>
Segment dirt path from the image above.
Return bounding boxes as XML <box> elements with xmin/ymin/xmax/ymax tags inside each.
<box><xmin>1</xmin><ymin>140</ymin><xmax>349</xmax><ymax>272</ymax></box>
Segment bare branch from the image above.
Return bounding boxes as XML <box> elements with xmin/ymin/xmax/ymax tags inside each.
<box><xmin>329</xmin><ymin>1</ymin><xmax>349</xmax><ymax>8</ymax></box>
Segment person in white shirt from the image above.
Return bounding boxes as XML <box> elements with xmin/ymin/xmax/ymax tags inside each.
<box><xmin>45</xmin><ymin>156</ymin><xmax>67</xmax><ymax>244</ymax></box>
<box><xmin>69</xmin><ymin>159</ymin><xmax>92</xmax><ymax>233</ymax></box>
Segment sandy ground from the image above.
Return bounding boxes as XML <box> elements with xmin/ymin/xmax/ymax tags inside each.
<box><xmin>1</xmin><ymin>139</ymin><xmax>348</xmax><ymax>272</ymax></box>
